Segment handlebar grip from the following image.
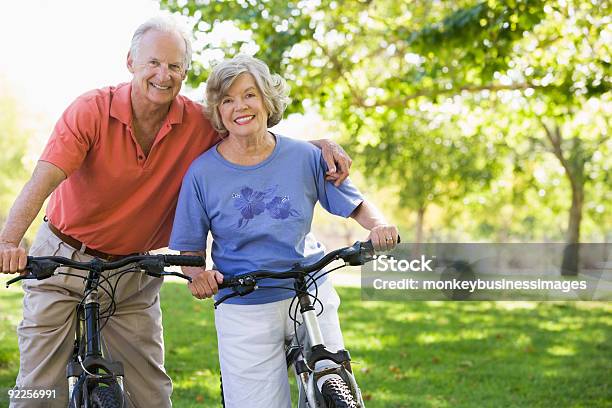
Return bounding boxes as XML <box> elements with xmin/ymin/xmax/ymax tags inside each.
<box><xmin>163</xmin><ymin>255</ymin><xmax>205</xmax><ymax>267</ymax></box>
<box><xmin>5</xmin><ymin>257</ymin><xmax>38</xmax><ymax>287</ymax></box>
<box><xmin>362</xmin><ymin>234</ymin><xmax>400</xmax><ymax>250</ymax></box>
<box><xmin>218</xmin><ymin>278</ymin><xmax>239</xmax><ymax>289</ymax></box>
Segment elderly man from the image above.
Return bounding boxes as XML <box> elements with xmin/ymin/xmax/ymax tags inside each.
<box><xmin>0</xmin><ymin>17</ymin><xmax>351</xmax><ymax>407</ymax></box>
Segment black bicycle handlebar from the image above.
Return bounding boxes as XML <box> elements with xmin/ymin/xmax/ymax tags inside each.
<box><xmin>213</xmin><ymin>238</ymin><xmax>399</xmax><ymax>306</ymax></box>
<box><xmin>5</xmin><ymin>254</ymin><xmax>205</xmax><ymax>287</ymax></box>
<box><xmin>217</xmin><ymin>239</ymin><xmax>397</xmax><ymax>290</ymax></box>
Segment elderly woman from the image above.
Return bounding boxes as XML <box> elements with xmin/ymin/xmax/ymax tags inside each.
<box><xmin>169</xmin><ymin>55</ymin><xmax>398</xmax><ymax>407</ymax></box>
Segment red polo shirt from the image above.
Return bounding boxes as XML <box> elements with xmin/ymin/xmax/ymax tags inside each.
<box><xmin>40</xmin><ymin>83</ymin><xmax>218</xmax><ymax>254</ymax></box>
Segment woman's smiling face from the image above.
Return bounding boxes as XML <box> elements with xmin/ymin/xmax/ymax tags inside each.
<box><xmin>218</xmin><ymin>73</ymin><xmax>269</xmax><ymax>139</ymax></box>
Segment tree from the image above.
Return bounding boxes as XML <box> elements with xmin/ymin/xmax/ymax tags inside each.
<box><xmin>160</xmin><ymin>0</ymin><xmax>610</xmax><ymax>258</ymax></box>
<box><xmin>161</xmin><ymin>0</ymin><xmax>529</xmax><ymax>240</ymax></box>
<box><xmin>0</xmin><ymin>82</ymin><xmax>31</xmax><ymax>226</ymax></box>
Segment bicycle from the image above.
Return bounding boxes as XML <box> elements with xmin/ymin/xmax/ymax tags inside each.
<box><xmin>215</xmin><ymin>239</ymin><xmax>394</xmax><ymax>408</ymax></box>
<box><xmin>6</xmin><ymin>254</ymin><xmax>203</xmax><ymax>408</ymax></box>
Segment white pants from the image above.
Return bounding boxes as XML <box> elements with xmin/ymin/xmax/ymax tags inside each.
<box><xmin>215</xmin><ymin>280</ymin><xmax>345</xmax><ymax>408</ymax></box>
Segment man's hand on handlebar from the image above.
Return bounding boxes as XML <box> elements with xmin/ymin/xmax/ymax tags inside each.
<box><xmin>183</xmin><ymin>267</ymin><xmax>224</xmax><ymax>300</ymax></box>
<box><xmin>0</xmin><ymin>242</ymin><xmax>27</xmax><ymax>274</ymax></box>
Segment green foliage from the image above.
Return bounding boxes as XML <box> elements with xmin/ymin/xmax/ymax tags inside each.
<box><xmin>0</xmin><ymin>85</ymin><xmax>31</xmax><ymax>220</ymax></box>
<box><xmin>168</xmin><ymin>0</ymin><xmax>315</xmax><ymax>112</ymax></box>
<box><xmin>406</xmin><ymin>0</ymin><xmax>546</xmax><ymax>93</ymax></box>
<box><xmin>0</xmin><ymin>287</ymin><xmax>22</xmax><ymax>395</ymax></box>
<box><xmin>160</xmin><ymin>0</ymin><xmax>610</xmax><ymax>242</ymax></box>
<box><xmin>356</xmin><ymin>111</ymin><xmax>503</xmax><ymax>215</ymax></box>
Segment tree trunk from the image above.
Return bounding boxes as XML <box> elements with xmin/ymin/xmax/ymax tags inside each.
<box><xmin>539</xmin><ymin>120</ymin><xmax>587</xmax><ymax>276</ymax></box>
<box><xmin>561</xmin><ymin>183</ymin><xmax>583</xmax><ymax>276</ymax></box>
<box><xmin>566</xmin><ymin>186</ymin><xmax>583</xmax><ymax>245</ymax></box>
<box><xmin>415</xmin><ymin>206</ymin><xmax>426</xmax><ymax>244</ymax></box>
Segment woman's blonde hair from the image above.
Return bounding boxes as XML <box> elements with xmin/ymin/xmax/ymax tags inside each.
<box><xmin>204</xmin><ymin>55</ymin><xmax>290</xmax><ymax>135</ymax></box>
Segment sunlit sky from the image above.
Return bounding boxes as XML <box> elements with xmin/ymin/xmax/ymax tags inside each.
<box><xmin>0</xmin><ymin>0</ymin><xmax>323</xmax><ymax>150</ymax></box>
<box><xmin>0</xmin><ymin>0</ymin><xmax>164</xmax><ymax>118</ymax></box>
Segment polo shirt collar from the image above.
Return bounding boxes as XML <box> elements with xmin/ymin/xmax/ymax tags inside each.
<box><xmin>110</xmin><ymin>83</ymin><xmax>132</xmax><ymax>125</ymax></box>
<box><xmin>110</xmin><ymin>82</ymin><xmax>185</xmax><ymax>126</ymax></box>
<box><xmin>167</xmin><ymin>93</ymin><xmax>185</xmax><ymax>125</ymax></box>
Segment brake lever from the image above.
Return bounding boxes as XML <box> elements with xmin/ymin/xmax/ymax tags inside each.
<box><xmin>213</xmin><ymin>276</ymin><xmax>257</xmax><ymax>308</ymax></box>
<box><xmin>6</xmin><ymin>274</ymin><xmax>36</xmax><ymax>288</ymax></box>
<box><xmin>160</xmin><ymin>271</ymin><xmax>192</xmax><ymax>283</ymax></box>
<box><xmin>339</xmin><ymin>241</ymin><xmax>373</xmax><ymax>266</ymax></box>
<box><xmin>214</xmin><ymin>291</ymin><xmax>241</xmax><ymax>308</ymax></box>
<box><xmin>138</xmin><ymin>259</ymin><xmax>165</xmax><ymax>278</ymax></box>
<box><xmin>6</xmin><ymin>258</ymin><xmax>63</xmax><ymax>287</ymax></box>
<box><xmin>355</xmin><ymin>235</ymin><xmax>401</xmax><ymax>263</ymax></box>
<box><xmin>361</xmin><ymin>240</ymin><xmax>375</xmax><ymax>254</ymax></box>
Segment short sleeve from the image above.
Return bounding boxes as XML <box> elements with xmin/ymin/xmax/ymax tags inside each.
<box><xmin>315</xmin><ymin>153</ymin><xmax>364</xmax><ymax>217</ymax></box>
<box><xmin>169</xmin><ymin>165</ymin><xmax>211</xmax><ymax>251</ymax></box>
<box><xmin>39</xmin><ymin>95</ymin><xmax>100</xmax><ymax>177</ymax></box>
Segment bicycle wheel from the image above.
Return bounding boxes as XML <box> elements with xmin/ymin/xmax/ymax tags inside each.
<box><xmin>320</xmin><ymin>376</ymin><xmax>358</xmax><ymax>408</ymax></box>
<box><xmin>90</xmin><ymin>383</ymin><xmax>123</xmax><ymax>408</ymax></box>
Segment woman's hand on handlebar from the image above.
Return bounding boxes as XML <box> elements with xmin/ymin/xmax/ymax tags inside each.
<box><xmin>182</xmin><ymin>267</ymin><xmax>224</xmax><ymax>300</ymax></box>
<box><xmin>368</xmin><ymin>224</ymin><xmax>400</xmax><ymax>252</ymax></box>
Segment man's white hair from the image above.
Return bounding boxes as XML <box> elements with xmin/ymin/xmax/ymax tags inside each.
<box><xmin>130</xmin><ymin>16</ymin><xmax>192</xmax><ymax>70</ymax></box>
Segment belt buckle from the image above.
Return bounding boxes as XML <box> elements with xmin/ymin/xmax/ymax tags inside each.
<box><xmin>103</xmin><ymin>253</ymin><xmax>121</xmax><ymax>262</ymax></box>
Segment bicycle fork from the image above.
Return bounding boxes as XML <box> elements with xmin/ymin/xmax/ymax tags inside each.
<box><xmin>66</xmin><ymin>270</ymin><xmax>125</xmax><ymax>406</ymax></box>
<box><xmin>291</xmin><ymin>277</ymin><xmax>365</xmax><ymax>407</ymax></box>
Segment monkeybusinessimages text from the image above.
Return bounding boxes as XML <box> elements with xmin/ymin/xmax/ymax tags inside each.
<box><xmin>370</xmin><ymin>255</ymin><xmax>588</xmax><ymax>294</ymax></box>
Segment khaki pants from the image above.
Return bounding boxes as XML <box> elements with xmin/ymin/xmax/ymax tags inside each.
<box><xmin>11</xmin><ymin>222</ymin><xmax>172</xmax><ymax>408</ymax></box>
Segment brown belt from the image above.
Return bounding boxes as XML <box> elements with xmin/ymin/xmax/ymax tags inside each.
<box><xmin>47</xmin><ymin>222</ymin><xmax>134</xmax><ymax>262</ymax></box>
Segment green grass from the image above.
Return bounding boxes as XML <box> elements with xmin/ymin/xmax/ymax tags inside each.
<box><xmin>1</xmin><ymin>279</ymin><xmax>610</xmax><ymax>407</ymax></box>
<box><xmin>0</xmin><ymin>288</ymin><xmax>22</xmax><ymax>393</ymax></box>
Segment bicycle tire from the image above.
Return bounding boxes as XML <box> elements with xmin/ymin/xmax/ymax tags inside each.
<box><xmin>90</xmin><ymin>383</ymin><xmax>123</xmax><ymax>408</ymax></box>
<box><xmin>320</xmin><ymin>376</ymin><xmax>358</xmax><ymax>408</ymax></box>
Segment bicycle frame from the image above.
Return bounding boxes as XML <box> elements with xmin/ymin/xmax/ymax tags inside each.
<box><xmin>216</xmin><ymin>240</ymin><xmax>382</xmax><ymax>407</ymax></box>
<box><xmin>288</xmin><ymin>275</ymin><xmax>365</xmax><ymax>408</ymax></box>
<box><xmin>6</xmin><ymin>254</ymin><xmax>200</xmax><ymax>408</ymax></box>
<box><xmin>66</xmin><ymin>269</ymin><xmax>125</xmax><ymax>408</ymax></box>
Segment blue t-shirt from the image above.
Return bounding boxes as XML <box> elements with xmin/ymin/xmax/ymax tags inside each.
<box><xmin>169</xmin><ymin>134</ymin><xmax>363</xmax><ymax>304</ymax></box>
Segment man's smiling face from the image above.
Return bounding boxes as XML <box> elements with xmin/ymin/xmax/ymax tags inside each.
<box><xmin>127</xmin><ymin>29</ymin><xmax>186</xmax><ymax>109</ymax></box>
